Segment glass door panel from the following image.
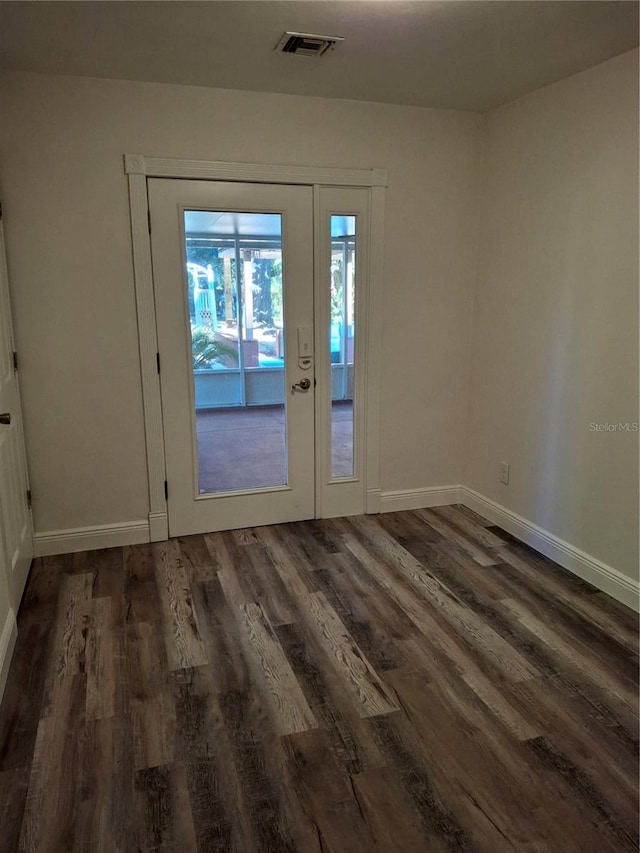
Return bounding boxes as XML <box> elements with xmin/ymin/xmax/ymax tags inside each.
<box><xmin>183</xmin><ymin>210</ymin><xmax>287</xmax><ymax>494</ymax></box>
<box><xmin>330</xmin><ymin>215</ymin><xmax>356</xmax><ymax>478</ymax></box>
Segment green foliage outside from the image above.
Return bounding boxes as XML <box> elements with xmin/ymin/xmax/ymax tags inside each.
<box><xmin>331</xmin><ymin>259</ymin><xmax>344</xmax><ymax>326</ymax></box>
<box><xmin>191</xmin><ymin>327</ymin><xmax>238</xmax><ymax>370</ymax></box>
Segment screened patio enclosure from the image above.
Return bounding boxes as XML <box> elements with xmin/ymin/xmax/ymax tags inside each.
<box><xmin>185</xmin><ymin>210</ymin><xmax>355</xmax><ymax>409</ymax></box>
<box><xmin>183</xmin><ymin>208</ymin><xmax>356</xmax><ymax>493</ymax></box>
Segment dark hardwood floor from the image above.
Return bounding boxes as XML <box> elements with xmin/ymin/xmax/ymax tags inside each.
<box><xmin>0</xmin><ymin>506</ymin><xmax>638</xmax><ymax>852</ymax></box>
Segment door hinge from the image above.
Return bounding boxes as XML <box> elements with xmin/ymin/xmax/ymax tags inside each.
<box><xmin>147</xmin><ymin>210</ymin><xmax>152</xmax><ymax>234</ymax></box>
<box><xmin>26</xmin><ymin>489</ymin><xmax>32</xmax><ymax>509</ymax></box>
<box><xmin>156</xmin><ymin>352</ymin><xmax>161</xmax><ymax>374</ymax></box>
<box><xmin>12</xmin><ymin>352</ymin><xmax>18</xmax><ymax>371</ymax></box>
<box><xmin>164</xmin><ymin>480</ymin><xmax>168</xmax><ymax>500</ymax></box>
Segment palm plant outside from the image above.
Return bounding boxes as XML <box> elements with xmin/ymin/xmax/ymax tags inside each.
<box><xmin>191</xmin><ymin>327</ymin><xmax>239</xmax><ymax>370</ymax></box>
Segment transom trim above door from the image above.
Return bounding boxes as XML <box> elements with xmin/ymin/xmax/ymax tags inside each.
<box><xmin>124</xmin><ymin>153</ymin><xmax>388</xmax><ymax>188</ymax></box>
<box><xmin>125</xmin><ymin>154</ymin><xmax>386</xmax><ymax>541</ymax></box>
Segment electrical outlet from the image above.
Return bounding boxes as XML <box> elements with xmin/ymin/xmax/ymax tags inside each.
<box><xmin>500</xmin><ymin>462</ymin><xmax>510</xmax><ymax>485</ymax></box>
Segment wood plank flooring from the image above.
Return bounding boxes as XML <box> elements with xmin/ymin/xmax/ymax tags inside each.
<box><xmin>0</xmin><ymin>506</ymin><xmax>638</xmax><ymax>852</ymax></box>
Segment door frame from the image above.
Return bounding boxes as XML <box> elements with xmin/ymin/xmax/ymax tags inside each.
<box><xmin>124</xmin><ymin>154</ymin><xmax>387</xmax><ymax>541</ymax></box>
<box><xmin>0</xmin><ymin>220</ymin><xmax>34</xmax><ymax>609</ymax></box>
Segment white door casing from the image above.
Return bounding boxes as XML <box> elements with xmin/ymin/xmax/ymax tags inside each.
<box><xmin>0</xmin><ymin>220</ymin><xmax>33</xmax><ymax>609</ymax></box>
<box><xmin>125</xmin><ymin>156</ymin><xmax>386</xmax><ymax>539</ymax></box>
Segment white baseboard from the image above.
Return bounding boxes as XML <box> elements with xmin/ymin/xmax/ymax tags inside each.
<box><xmin>380</xmin><ymin>485</ymin><xmax>463</xmax><ymax>513</ymax></box>
<box><xmin>0</xmin><ymin>608</ymin><xmax>17</xmax><ymax>704</ymax></box>
<box><xmin>148</xmin><ymin>511</ymin><xmax>169</xmax><ymax>542</ymax></box>
<box><xmin>461</xmin><ymin>487</ymin><xmax>640</xmax><ymax>612</ymax></box>
<box><xmin>29</xmin><ymin>487</ymin><xmax>639</xmax><ymax>611</ymax></box>
<box><xmin>34</xmin><ymin>520</ymin><xmax>150</xmax><ymax>557</ymax></box>
<box><xmin>366</xmin><ymin>488</ymin><xmax>381</xmax><ymax>514</ymax></box>
<box><xmin>377</xmin><ymin>483</ymin><xmax>638</xmax><ymax>612</ymax></box>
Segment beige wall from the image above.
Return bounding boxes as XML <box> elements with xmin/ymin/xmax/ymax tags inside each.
<box><xmin>0</xmin><ymin>51</ymin><xmax>636</xmax><ymax>590</ymax></box>
<box><xmin>0</xmin><ymin>70</ymin><xmax>480</xmax><ymax>533</ymax></box>
<box><xmin>467</xmin><ymin>49</ymin><xmax>639</xmax><ymax>582</ymax></box>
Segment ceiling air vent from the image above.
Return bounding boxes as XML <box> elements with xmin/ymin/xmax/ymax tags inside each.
<box><xmin>276</xmin><ymin>31</ymin><xmax>344</xmax><ymax>57</ymax></box>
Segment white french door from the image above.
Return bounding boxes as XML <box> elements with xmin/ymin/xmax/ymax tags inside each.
<box><xmin>150</xmin><ymin>180</ymin><xmax>315</xmax><ymax>536</ymax></box>
<box><xmin>148</xmin><ymin>178</ymin><xmax>370</xmax><ymax>537</ymax></box>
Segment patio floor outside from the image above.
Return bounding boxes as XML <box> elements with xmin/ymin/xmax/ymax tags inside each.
<box><xmin>196</xmin><ymin>401</ymin><xmax>353</xmax><ymax>493</ymax></box>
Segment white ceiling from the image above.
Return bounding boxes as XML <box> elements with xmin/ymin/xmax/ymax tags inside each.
<box><xmin>0</xmin><ymin>1</ymin><xmax>637</xmax><ymax>113</ymax></box>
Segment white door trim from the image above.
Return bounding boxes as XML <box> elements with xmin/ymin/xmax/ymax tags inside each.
<box><xmin>0</xmin><ymin>221</ymin><xmax>34</xmax><ymax>607</ymax></box>
<box><xmin>125</xmin><ymin>155</ymin><xmax>386</xmax><ymax>540</ymax></box>
<box><xmin>124</xmin><ymin>154</ymin><xmax>387</xmax><ymax>188</ymax></box>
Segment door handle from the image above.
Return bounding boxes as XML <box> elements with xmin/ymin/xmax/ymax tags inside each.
<box><xmin>0</xmin><ymin>413</ymin><xmax>10</xmax><ymax>425</ymax></box>
<box><xmin>291</xmin><ymin>378</ymin><xmax>311</xmax><ymax>392</ymax></box>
